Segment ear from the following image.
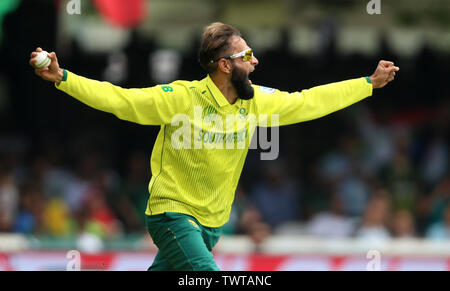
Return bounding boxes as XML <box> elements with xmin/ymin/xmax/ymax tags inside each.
<box><xmin>217</xmin><ymin>58</ymin><xmax>233</xmax><ymax>74</ymax></box>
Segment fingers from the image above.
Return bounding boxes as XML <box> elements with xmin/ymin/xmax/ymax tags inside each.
<box><xmin>379</xmin><ymin>60</ymin><xmax>400</xmax><ymax>72</ymax></box>
<box><xmin>34</xmin><ymin>67</ymin><xmax>49</xmax><ymax>76</ymax></box>
<box><xmin>30</xmin><ymin>48</ymin><xmax>44</xmax><ymax>68</ymax></box>
<box><xmin>37</xmin><ymin>67</ymin><xmax>49</xmax><ymax>72</ymax></box>
<box><xmin>386</xmin><ymin>69</ymin><xmax>396</xmax><ymax>83</ymax></box>
<box><xmin>48</xmin><ymin>52</ymin><xmax>57</xmax><ymax>61</ymax></box>
<box><xmin>388</xmin><ymin>66</ymin><xmax>400</xmax><ymax>73</ymax></box>
<box><xmin>31</xmin><ymin>47</ymin><xmax>44</xmax><ymax>57</ymax></box>
<box><xmin>379</xmin><ymin>60</ymin><xmax>394</xmax><ymax>67</ymax></box>
<box><xmin>379</xmin><ymin>61</ymin><xmax>399</xmax><ymax>78</ymax></box>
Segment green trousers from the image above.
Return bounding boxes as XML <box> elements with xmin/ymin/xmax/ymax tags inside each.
<box><xmin>146</xmin><ymin>212</ymin><xmax>222</xmax><ymax>271</ymax></box>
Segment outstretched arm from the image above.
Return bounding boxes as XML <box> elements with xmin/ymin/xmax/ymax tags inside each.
<box><xmin>254</xmin><ymin>60</ymin><xmax>399</xmax><ymax>126</ymax></box>
<box><xmin>30</xmin><ymin>48</ymin><xmax>191</xmax><ymax>125</ymax></box>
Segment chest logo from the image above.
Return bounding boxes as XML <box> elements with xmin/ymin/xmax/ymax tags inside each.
<box><xmin>259</xmin><ymin>86</ymin><xmax>275</xmax><ymax>94</ymax></box>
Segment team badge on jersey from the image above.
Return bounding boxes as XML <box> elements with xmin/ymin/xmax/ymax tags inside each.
<box><xmin>259</xmin><ymin>86</ymin><xmax>276</xmax><ymax>94</ymax></box>
<box><xmin>239</xmin><ymin>107</ymin><xmax>248</xmax><ymax>120</ymax></box>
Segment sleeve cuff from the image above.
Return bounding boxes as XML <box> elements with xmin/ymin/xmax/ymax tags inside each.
<box><xmin>365</xmin><ymin>76</ymin><xmax>372</xmax><ymax>84</ymax></box>
<box><xmin>62</xmin><ymin>69</ymin><xmax>68</xmax><ymax>82</ymax></box>
<box><xmin>55</xmin><ymin>69</ymin><xmax>69</xmax><ymax>89</ymax></box>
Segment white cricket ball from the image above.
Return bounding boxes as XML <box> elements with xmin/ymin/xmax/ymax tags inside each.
<box><xmin>34</xmin><ymin>51</ymin><xmax>51</xmax><ymax>69</ymax></box>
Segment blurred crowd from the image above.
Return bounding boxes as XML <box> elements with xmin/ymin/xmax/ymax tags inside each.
<box><xmin>0</xmin><ymin>138</ymin><xmax>150</xmax><ymax>240</ymax></box>
<box><xmin>0</xmin><ymin>2</ymin><xmax>449</xmax><ymax>247</ymax></box>
<box><xmin>0</xmin><ymin>100</ymin><xmax>448</xmax><ymax>244</ymax></box>
<box><xmin>231</xmin><ymin>101</ymin><xmax>450</xmax><ymax>245</ymax></box>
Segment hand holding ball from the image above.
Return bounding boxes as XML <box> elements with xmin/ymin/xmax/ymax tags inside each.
<box><xmin>34</xmin><ymin>51</ymin><xmax>51</xmax><ymax>69</ymax></box>
<box><xmin>30</xmin><ymin>48</ymin><xmax>64</xmax><ymax>84</ymax></box>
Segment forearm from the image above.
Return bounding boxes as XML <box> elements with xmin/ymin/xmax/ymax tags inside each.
<box><xmin>297</xmin><ymin>77</ymin><xmax>373</xmax><ymax>121</ymax></box>
<box><xmin>55</xmin><ymin>70</ymin><xmax>151</xmax><ymax>123</ymax></box>
<box><xmin>54</xmin><ymin>70</ymin><xmax>190</xmax><ymax>125</ymax></box>
<box><xmin>56</xmin><ymin>70</ymin><xmax>119</xmax><ymax>113</ymax></box>
<box><xmin>255</xmin><ymin>77</ymin><xmax>373</xmax><ymax>126</ymax></box>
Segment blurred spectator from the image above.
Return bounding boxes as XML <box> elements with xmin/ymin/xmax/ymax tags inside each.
<box><xmin>390</xmin><ymin>209</ymin><xmax>416</xmax><ymax>238</ymax></box>
<box><xmin>318</xmin><ymin>135</ymin><xmax>371</xmax><ymax>217</ymax></box>
<box><xmin>41</xmin><ymin>198</ymin><xmax>73</xmax><ymax>237</ymax></box>
<box><xmin>222</xmin><ymin>185</ymin><xmax>250</xmax><ymax>235</ymax></box>
<box><xmin>0</xmin><ymin>167</ymin><xmax>18</xmax><ymax>232</ymax></box>
<box><xmin>249</xmin><ymin>160</ymin><xmax>300</xmax><ymax>230</ymax></box>
<box><xmin>103</xmin><ymin>51</ymin><xmax>129</xmax><ymax>84</ymax></box>
<box><xmin>428</xmin><ymin>176</ymin><xmax>450</xmax><ymax>224</ymax></box>
<box><xmin>336</xmin><ymin>175</ymin><xmax>371</xmax><ymax>217</ymax></box>
<box><xmin>318</xmin><ymin>136</ymin><xmax>354</xmax><ymax>182</ymax></box>
<box><xmin>247</xmin><ymin>221</ymin><xmax>271</xmax><ymax>253</ymax></box>
<box><xmin>358</xmin><ymin>106</ymin><xmax>394</xmax><ymax>175</ymax></box>
<box><xmin>112</xmin><ymin>150</ymin><xmax>150</xmax><ymax>233</ymax></box>
<box><xmin>236</xmin><ymin>206</ymin><xmax>264</xmax><ymax>235</ymax></box>
<box><xmin>13</xmin><ymin>183</ymin><xmax>44</xmax><ymax>235</ymax></box>
<box><xmin>426</xmin><ymin>202</ymin><xmax>450</xmax><ymax>240</ymax></box>
<box><xmin>305</xmin><ymin>193</ymin><xmax>357</xmax><ymax>238</ymax></box>
<box><xmin>420</xmin><ymin>100</ymin><xmax>449</xmax><ymax>187</ymax></box>
<box><xmin>149</xmin><ymin>49</ymin><xmax>181</xmax><ymax>84</ymax></box>
<box><xmin>355</xmin><ymin>189</ymin><xmax>392</xmax><ymax>241</ymax></box>
<box><xmin>380</xmin><ymin>129</ymin><xmax>420</xmax><ymax>212</ymax></box>
<box><xmin>421</xmin><ymin>137</ymin><xmax>448</xmax><ymax>187</ymax></box>
<box><xmin>62</xmin><ymin>152</ymin><xmax>99</xmax><ymax>212</ymax></box>
<box><xmin>414</xmin><ymin>193</ymin><xmax>434</xmax><ymax>237</ymax></box>
<box><xmin>81</xmin><ymin>184</ymin><xmax>122</xmax><ymax>239</ymax></box>
<box><xmin>235</xmin><ymin>205</ymin><xmax>271</xmax><ymax>252</ymax></box>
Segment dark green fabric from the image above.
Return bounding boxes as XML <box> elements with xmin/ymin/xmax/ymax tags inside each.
<box><xmin>146</xmin><ymin>212</ymin><xmax>221</xmax><ymax>271</ymax></box>
<box><xmin>62</xmin><ymin>69</ymin><xmax>68</xmax><ymax>82</ymax></box>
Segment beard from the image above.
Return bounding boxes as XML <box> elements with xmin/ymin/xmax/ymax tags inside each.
<box><xmin>231</xmin><ymin>64</ymin><xmax>254</xmax><ymax>100</ymax></box>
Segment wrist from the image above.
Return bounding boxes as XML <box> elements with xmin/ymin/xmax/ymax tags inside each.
<box><xmin>368</xmin><ymin>75</ymin><xmax>379</xmax><ymax>89</ymax></box>
<box><xmin>368</xmin><ymin>75</ymin><xmax>375</xmax><ymax>87</ymax></box>
<box><xmin>56</xmin><ymin>68</ymin><xmax>66</xmax><ymax>85</ymax></box>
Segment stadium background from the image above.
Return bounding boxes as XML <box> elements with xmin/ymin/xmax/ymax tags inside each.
<box><xmin>0</xmin><ymin>0</ymin><xmax>449</xmax><ymax>270</ymax></box>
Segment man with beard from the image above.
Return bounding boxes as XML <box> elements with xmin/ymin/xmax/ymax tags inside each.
<box><xmin>30</xmin><ymin>22</ymin><xmax>399</xmax><ymax>271</ymax></box>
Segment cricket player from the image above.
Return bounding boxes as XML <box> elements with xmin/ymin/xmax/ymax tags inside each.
<box><xmin>30</xmin><ymin>22</ymin><xmax>399</xmax><ymax>271</ymax></box>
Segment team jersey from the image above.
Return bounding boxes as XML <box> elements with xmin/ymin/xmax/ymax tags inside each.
<box><xmin>56</xmin><ymin>71</ymin><xmax>372</xmax><ymax>227</ymax></box>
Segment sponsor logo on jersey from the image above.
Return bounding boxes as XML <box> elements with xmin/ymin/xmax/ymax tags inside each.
<box><xmin>259</xmin><ymin>86</ymin><xmax>275</xmax><ymax>94</ymax></box>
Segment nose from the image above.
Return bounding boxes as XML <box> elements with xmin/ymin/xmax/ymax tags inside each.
<box><xmin>251</xmin><ymin>55</ymin><xmax>259</xmax><ymax>66</ymax></box>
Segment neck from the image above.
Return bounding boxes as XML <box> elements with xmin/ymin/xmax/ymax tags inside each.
<box><xmin>210</xmin><ymin>73</ymin><xmax>238</xmax><ymax>105</ymax></box>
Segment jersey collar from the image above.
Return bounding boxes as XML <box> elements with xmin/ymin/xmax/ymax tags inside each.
<box><xmin>205</xmin><ymin>75</ymin><xmax>230</xmax><ymax>108</ymax></box>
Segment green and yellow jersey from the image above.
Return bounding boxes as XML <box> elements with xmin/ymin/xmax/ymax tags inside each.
<box><xmin>56</xmin><ymin>71</ymin><xmax>372</xmax><ymax>227</ymax></box>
